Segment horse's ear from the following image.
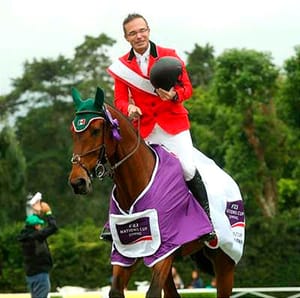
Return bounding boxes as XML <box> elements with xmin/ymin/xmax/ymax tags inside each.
<box><xmin>95</xmin><ymin>87</ymin><xmax>105</xmax><ymax>110</ymax></box>
<box><xmin>71</xmin><ymin>87</ymin><xmax>82</xmax><ymax>110</ymax></box>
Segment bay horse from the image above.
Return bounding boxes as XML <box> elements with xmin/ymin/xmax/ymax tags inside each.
<box><xmin>68</xmin><ymin>87</ymin><xmax>238</xmax><ymax>298</ymax></box>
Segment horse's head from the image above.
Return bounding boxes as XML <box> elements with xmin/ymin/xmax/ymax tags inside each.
<box><xmin>68</xmin><ymin>87</ymin><xmax>121</xmax><ymax>194</ymax></box>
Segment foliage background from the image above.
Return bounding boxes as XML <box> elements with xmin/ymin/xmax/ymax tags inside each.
<box><xmin>0</xmin><ymin>34</ymin><xmax>299</xmax><ymax>291</ymax></box>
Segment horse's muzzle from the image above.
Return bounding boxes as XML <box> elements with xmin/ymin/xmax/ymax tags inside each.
<box><xmin>69</xmin><ymin>177</ymin><xmax>92</xmax><ymax>195</ymax></box>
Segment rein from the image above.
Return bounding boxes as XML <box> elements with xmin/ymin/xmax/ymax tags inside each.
<box><xmin>110</xmin><ymin>118</ymin><xmax>141</xmax><ymax>171</ymax></box>
<box><xmin>71</xmin><ymin>107</ymin><xmax>141</xmax><ymax>180</ymax></box>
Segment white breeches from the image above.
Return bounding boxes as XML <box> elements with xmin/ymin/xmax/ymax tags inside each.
<box><xmin>145</xmin><ymin>124</ymin><xmax>196</xmax><ymax>181</ymax></box>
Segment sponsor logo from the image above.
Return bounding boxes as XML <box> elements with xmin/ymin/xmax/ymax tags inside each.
<box><xmin>116</xmin><ymin>217</ymin><xmax>152</xmax><ymax>245</ymax></box>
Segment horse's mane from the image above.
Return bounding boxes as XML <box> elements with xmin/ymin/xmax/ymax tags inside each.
<box><xmin>104</xmin><ymin>101</ymin><xmax>146</xmax><ymax>144</ymax></box>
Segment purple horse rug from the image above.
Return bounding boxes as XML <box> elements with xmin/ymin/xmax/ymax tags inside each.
<box><xmin>109</xmin><ymin>144</ymin><xmax>213</xmax><ymax>267</ymax></box>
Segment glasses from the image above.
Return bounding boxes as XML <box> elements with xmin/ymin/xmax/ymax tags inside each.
<box><xmin>126</xmin><ymin>27</ymin><xmax>149</xmax><ymax>38</ymax></box>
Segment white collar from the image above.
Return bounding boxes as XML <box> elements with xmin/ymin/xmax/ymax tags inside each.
<box><xmin>134</xmin><ymin>44</ymin><xmax>150</xmax><ymax>60</ymax></box>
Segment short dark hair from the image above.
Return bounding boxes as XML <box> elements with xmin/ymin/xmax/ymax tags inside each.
<box><xmin>122</xmin><ymin>13</ymin><xmax>149</xmax><ymax>34</ymax></box>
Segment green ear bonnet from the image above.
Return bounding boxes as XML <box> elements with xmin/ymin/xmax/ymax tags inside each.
<box><xmin>71</xmin><ymin>87</ymin><xmax>105</xmax><ymax>132</ymax></box>
<box><xmin>71</xmin><ymin>87</ymin><xmax>121</xmax><ymax>140</ymax></box>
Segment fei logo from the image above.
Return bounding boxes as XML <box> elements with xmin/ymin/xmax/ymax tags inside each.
<box><xmin>116</xmin><ymin>216</ymin><xmax>153</xmax><ymax>245</ymax></box>
<box><xmin>225</xmin><ymin>200</ymin><xmax>245</xmax><ymax>228</ymax></box>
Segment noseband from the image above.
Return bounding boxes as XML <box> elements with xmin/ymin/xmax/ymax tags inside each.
<box><xmin>71</xmin><ymin>108</ymin><xmax>141</xmax><ymax>181</ymax></box>
<box><xmin>71</xmin><ymin>141</ymin><xmax>108</xmax><ymax>180</ymax></box>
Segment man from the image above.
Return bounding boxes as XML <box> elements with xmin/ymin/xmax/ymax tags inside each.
<box><xmin>17</xmin><ymin>196</ymin><xmax>58</xmax><ymax>298</ymax></box>
<box><xmin>107</xmin><ymin>13</ymin><xmax>215</xmax><ymax>240</ymax></box>
<box><xmin>187</xmin><ymin>269</ymin><xmax>205</xmax><ymax>288</ymax></box>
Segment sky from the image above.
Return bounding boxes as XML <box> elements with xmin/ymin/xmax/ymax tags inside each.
<box><xmin>1</xmin><ymin>0</ymin><xmax>300</xmax><ymax>95</ymax></box>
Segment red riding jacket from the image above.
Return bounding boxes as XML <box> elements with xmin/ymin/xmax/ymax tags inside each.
<box><xmin>107</xmin><ymin>41</ymin><xmax>193</xmax><ymax>139</ymax></box>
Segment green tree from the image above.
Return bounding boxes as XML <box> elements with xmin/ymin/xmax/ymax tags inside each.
<box><xmin>15</xmin><ymin>101</ymin><xmax>73</xmax><ymax>220</ymax></box>
<box><xmin>0</xmin><ymin>33</ymin><xmax>115</xmax><ymax>118</ymax></box>
<box><xmin>50</xmin><ymin>220</ymin><xmax>112</xmax><ymax>289</ymax></box>
<box><xmin>15</xmin><ymin>101</ymin><xmax>112</xmax><ymax>226</ymax></box>
<box><xmin>186</xmin><ymin>43</ymin><xmax>215</xmax><ymax>88</ymax></box>
<box><xmin>185</xmin><ymin>86</ymin><xmax>230</xmax><ymax>166</ymax></box>
<box><xmin>276</xmin><ymin>45</ymin><xmax>300</xmax><ymax>128</ymax></box>
<box><xmin>199</xmin><ymin>49</ymin><xmax>287</xmax><ymax>217</ymax></box>
<box><xmin>0</xmin><ymin>222</ymin><xmax>25</xmax><ymax>292</ymax></box>
<box><xmin>72</xmin><ymin>33</ymin><xmax>116</xmax><ymax>101</ymax></box>
<box><xmin>235</xmin><ymin>209</ymin><xmax>300</xmax><ymax>286</ymax></box>
<box><xmin>274</xmin><ymin>47</ymin><xmax>300</xmax><ymax>211</ymax></box>
<box><xmin>0</xmin><ymin>32</ymin><xmax>116</xmax><ymax>226</ymax></box>
<box><xmin>0</xmin><ymin>127</ymin><xmax>26</xmax><ymax>225</ymax></box>
<box><xmin>0</xmin><ymin>95</ymin><xmax>10</xmax><ymax>123</ymax></box>
<box><xmin>3</xmin><ymin>55</ymin><xmax>74</xmax><ymax>116</ymax></box>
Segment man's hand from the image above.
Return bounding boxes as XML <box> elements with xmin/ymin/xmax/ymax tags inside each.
<box><xmin>128</xmin><ymin>104</ymin><xmax>142</xmax><ymax>120</ymax></box>
<box><xmin>156</xmin><ymin>87</ymin><xmax>177</xmax><ymax>101</ymax></box>
<box><xmin>40</xmin><ymin>202</ymin><xmax>51</xmax><ymax>214</ymax></box>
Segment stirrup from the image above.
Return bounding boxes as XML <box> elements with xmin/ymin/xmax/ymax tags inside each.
<box><xmin>199</xmin><ymin>230</ymin><xmax>217</xmax><ymax>242</ymax></box>
<box><xmin>99</xmin><ymin>227</ymin><xmax>113</xmax><ymax>242</ymax></box>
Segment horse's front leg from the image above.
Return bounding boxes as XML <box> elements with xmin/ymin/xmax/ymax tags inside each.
<box><xmin>163</xmin><ymin>266</ymin><xmax>181</xmax><ymax>298</ymax></box>
<box><xmin>146</xmin><ymin>255</ymin><xmax>175</xmax><ymax>298</ymax></box>
<box><xmin>109</xmin><ymin>265</ymin><xmax>133</xmax><ymax>298</ymax></box>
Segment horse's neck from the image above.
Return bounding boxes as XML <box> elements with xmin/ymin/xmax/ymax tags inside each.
<box><xmin>109</xmin><ymin>108</ymin><xmax>155</xmax><ymax>210</ymax></box>
<box><xmin>114</xmin><ymin>143</ymin><xmax>155</xmax><ymax>210</ymax></box>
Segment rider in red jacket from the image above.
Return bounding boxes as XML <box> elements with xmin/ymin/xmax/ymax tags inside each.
<box><xmin>107</xmin><ymin>13</ymin><xmax>215</xmax><ymax>241</ymax></box>
<box><xmin>108</xmin><ymin>42</ymin><xmax>192</xmax><ymax>139</ymax></box>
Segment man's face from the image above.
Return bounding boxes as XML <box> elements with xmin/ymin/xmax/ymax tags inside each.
<box><xmin>124</xmin><ymin>17</ymin><xmax>150</xmax><ymax>55</ymax></box>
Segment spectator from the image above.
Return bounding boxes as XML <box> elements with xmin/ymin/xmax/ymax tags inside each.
<box><xmin>172</xmin><ymin>266</ymin><xmax>184</xmax><ymax>289</ymax></box>
<box><xmin>187</xmin><ymin>269</ymin><xmax>204</xmax><ymax>288</ymax></box>
<box><xmin>26</xmin><ymin>191</ymin><xmax>42</xmax><ymax>216</ymax></box>
<box><xmin>17</xmin><ymin>193</ymin><xmax>58</xmax><ymax>298</ymax></box>
<box><xmin>206</xmin><ymin>276</ymin><xmax>217</xmax><ymax>288</ymax></box>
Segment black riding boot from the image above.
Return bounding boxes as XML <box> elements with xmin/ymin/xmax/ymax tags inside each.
<box><xmin>186</xmin><ymin>170</ymin><xmax>216</xmax><ymax>241</ymax></box>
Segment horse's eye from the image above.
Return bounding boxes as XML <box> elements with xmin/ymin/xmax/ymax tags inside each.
<box><xmin>91</xmin><ymin>128</ymin><xmax>101</xmax><ymax>136</ymax></box>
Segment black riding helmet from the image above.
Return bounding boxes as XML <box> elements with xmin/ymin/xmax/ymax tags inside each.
<box><xmin>150</xmin><ymin>56</ymin><xmax>182</xmax><ymax>90</ymax></box>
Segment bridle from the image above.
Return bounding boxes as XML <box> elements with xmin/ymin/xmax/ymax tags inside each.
<box><xmin>70</xmin><ymin>107</ymin><xmax>141</xmax><ymax>181</ymax></box>
<box><xmin>71</xmin><ymin>138</ymin><xmax>107</xmax><ymax>180</ymax></box>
